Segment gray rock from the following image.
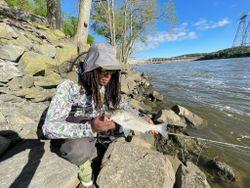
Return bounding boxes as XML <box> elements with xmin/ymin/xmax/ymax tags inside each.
<box><xmin>33</xmin><ymin>43</ymin><xmax>56</xmax><ymax>58</ymax></box>
<box><xmin>0</xmin><ymin>60</ymin><xmax>23</xmax><ymax>83</ymax></box>
<box><xmin>0</xmin><ymin>140</ymin><xmax>78</xmax><ymax>188</ymax></box>
<box><xmin>175</xmin><ymin>162</ymin><xmax>211</xmax><ymax>188</ymax></box>
<box><xmin>171</xmin><ymin>105</ymin><xmax>206</xmax><ymax>128</ymax></box>
<box><xmin>154</xmin><ymin>109</ymin><xmax>187</xmax><ymax>128</ymax></box>
<box><xmin>129</xmin><ymin>99</ymin><xmax>152</xmax><ymax>113</ymax></box>
<box><xmin>0</xmin><ymin>102</ymin><xmax>47</xmax><ymax>138</ymax></box>
<box><xmin>97</xmin><ymin>139</ymin><xmax>175</xmax><ymax>188</ymax></box>
<box><xmin>0</xmin><ymin>22</ymin><xmax>19</xmax><ymax>40</ymax></box>
<box><xmin>0</xmin><ymin>136</ymin><xmax>10</xmax><ymax>157</ymax></box>
<box><xmin>7</xmin><ymin>77</ymin><xmax>22</xmax><ymax>91</ymax></box>
<box><xmin>0</xmin><ymin>45</ymin><xmax>25</xmax><ymax>62</ymax></box>
<box><xmin>207</xmin><ymin>159</ymin><xmax>236</xmax><ymax>182</ymax></box>
<box><xmin>151</xmin><ymin>90</ymin><xmax>164</xmax><ymax>101</ymax></box>
<box><xmin>0</xmin><ymin>94</ymin><xmax>25</xmax><ymax>103</ymax></box>
<box><xmin>20</xmin><ymin>75</ymin><xmax>34</xmax><ymax>88</ymax></box>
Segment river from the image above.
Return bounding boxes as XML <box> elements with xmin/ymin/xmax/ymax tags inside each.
<box><xmin>133</xmin><ymin>57</ymin><xmax>250</xmax><ymax>187</ymax></box>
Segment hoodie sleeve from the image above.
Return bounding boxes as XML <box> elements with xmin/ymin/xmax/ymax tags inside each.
<box><xmin>42</xmin><ymin>80</ymin><xmax>97</xmax><ymax>139</ymax></box>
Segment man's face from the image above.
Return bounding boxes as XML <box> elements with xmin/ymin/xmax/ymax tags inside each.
<box><xmin>97</xmin><ymin>69</ymin><xmax>115</xmax><ymax>86</ymax></box>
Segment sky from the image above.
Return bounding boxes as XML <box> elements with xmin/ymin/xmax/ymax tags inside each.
<box><xmin>62</xmin><ymin>0</ymin><xmax>250</xmax><ymax>59</ymax></box>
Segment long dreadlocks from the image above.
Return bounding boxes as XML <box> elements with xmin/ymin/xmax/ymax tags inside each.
<box><xmin>79</xmin><ymin>69</ymin><xmax>121</xmax><ymax>111</ymax></box>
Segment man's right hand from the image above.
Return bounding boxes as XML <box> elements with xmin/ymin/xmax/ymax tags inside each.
<box><xmin>91</xmin><ymin>117</ymin><xmax>116</xmax><ymax>132</ymax></box>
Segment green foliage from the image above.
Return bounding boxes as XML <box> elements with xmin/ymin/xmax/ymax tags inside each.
<box><xmin>5</xmin><ymin>0</ymin><xmax>35</xmax><ymax>12</ymax></box>
<box><xmin>62</xmin><ymin>16</ymin><xmax>78</xmax><ymax>37</ymax></box>
<box><xmin>33</xmin><ymin>0</ymin><xmax>47</xmax><ymax>17</ymax></box>
<box><xmin>5</xmin><ymin>0</ymin><xmax>47</xmax><ymax>17</ymax></box>
<box><xmin>198</xmin><ymin>46</ymin><xmax>250</xmax><ymax>60</ymax></box>
<box><xmin>87</xmin><ymin>35</ymin><xmax>95</xmax><ymax>45</ymax></box>
<box><xmin>62</xmin><ymin>15</ymin><xmax>95</xmax><ymax>45</ymax></box>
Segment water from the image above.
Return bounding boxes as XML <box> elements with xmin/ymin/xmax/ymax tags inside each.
<box><xmin>133</xmin><ymin>57</ymin><xmax>250</xmax><ymax>187</ymax></box>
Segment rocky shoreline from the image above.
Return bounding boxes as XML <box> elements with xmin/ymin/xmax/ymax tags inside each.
<box><xmin>0</xmin><ymin>5</ymin><xmax>236</xmax><ymax>188</ymax></box>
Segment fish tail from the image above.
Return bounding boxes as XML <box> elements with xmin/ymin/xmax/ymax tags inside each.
<box><xmin>157</xmin><ymin>123</ymin><xmax>168</xmax><ymax>139</ymax></box>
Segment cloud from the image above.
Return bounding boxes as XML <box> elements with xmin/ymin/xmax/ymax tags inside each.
<box><xmin>193</xmin><ymin>18</ymin><xmax>230</xmax><ymax>30</ymax></box>
<box><xmin>135</xmin><ymin>25</ymin><xmax>197</xmax><ymax>51</ymax></box>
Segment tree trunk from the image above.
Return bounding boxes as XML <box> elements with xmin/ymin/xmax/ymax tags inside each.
<box><xmin>55</xmin><ymin>0</ymin><xmax>61</xmax><ymax>29</ymax></box>
<box><xmin>74</xmin><ymin>0</ymin><xmax>92</xmax><ymax>54</ymax></box>
<box><xmin>47</xmin><ymin>0</ymin><xmax>57</xmax><ymax>28</ymax></box>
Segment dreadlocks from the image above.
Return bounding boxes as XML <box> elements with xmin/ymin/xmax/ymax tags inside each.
<box><xmin>80</xmin><ymin>70</ymin><xmax>121</xmax><ymax>111</ymax></box>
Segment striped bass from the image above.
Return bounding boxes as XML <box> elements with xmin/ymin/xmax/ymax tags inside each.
<box><xmin>108</xmin><ymin>109</ymin><xmax>168</xmax><ymax>139</ymax></box>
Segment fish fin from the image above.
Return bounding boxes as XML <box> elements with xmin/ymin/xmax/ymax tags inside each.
<box><xmin>157</xmin><ymin>123</ymin><xmax>168</xmax><ymax>139</ymax></box>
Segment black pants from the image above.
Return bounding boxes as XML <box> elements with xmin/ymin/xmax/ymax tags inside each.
<box><xmin>51</xmin><ymin>137</ymin><xmax>96</xmax><ymax>166</ymax></box>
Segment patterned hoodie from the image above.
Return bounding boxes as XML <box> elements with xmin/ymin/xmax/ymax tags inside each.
<box><xmin>42</xmin><ymin>79</ymin><xmax>133</xmax><ymax>139</ymax></box>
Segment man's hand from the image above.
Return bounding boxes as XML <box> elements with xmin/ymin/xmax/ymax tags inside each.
<box><xmin>145</xmin><ymin>116</ymin><xmax>159</xmax><ymax>135</ymax></box>
<box><xmin>91</xmin><ymin>116</ymin><xmax>115</xmax><ymax>132</ymax></box>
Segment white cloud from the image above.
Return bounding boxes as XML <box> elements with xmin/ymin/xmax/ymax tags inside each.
<box><xmin>193</xmin><ymin>18</ymin><xmax>230</xmax><ymax>30</ymax></box>
<box><xmin>135</xmin><ymin>26</ymin><xmax>197</xmax><ymax>52</ymax></box>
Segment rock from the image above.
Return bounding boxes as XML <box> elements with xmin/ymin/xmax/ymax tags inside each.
<box><xmin>20</xmin><ymin>75</ymin><xmax>34</xmax><ymax>88</ymax></box>
<box><xmin>97</xmin><ymin>139</ymin><xmax>175</xmax><ymax>188</ymax></box>
<box><xmin>175</xmin><ymin>162</ymin><xmax>211</xmax><ymax>188</ymax></box>
<box><xmin>0</xmin><ymin>60</ymin><xmax>23</xmax><ymax>82</ymax></box>
<box><xmin>0</xmin><ymin>136</ymin><xmax>10</xmax><ymax>157</ymax></box>
<box><xmin>0</xmin><ymin>45</ymin><xmax>25</xmax><ymax>62</ymax></box>
<box><xmin>154</xmin><ymin>109</ymin><xmax>187</xmax><ymax>128</ymax></box>
<box><xmin>0</xmin><ymin>6</ymin><xmax>48</xmax><ymax>25</ymax></box>
<box><xmin>55</xmin><ymin>46</ymin><xmax>78</xmax><ymax>65</ymax></box>
<box><xmin>150</xmin><ymin>90</ymin><xmax>164</xmax><ymax>101</ymax></box>
<box><xmin>171</xmin><ymin>105</ymin><xmax>206</xmax><ymax>128</ymax></box>
<box><xmin>129</xmin><ymin>99</ymin><xmax>152</xmax><ymax>113</ymax></box>
<box><xmin>1</xmin><ymin>33</ymin><xmax>33</xmax><ymax>50</ymax></box>
<box><xmin>207</xmin><ymin>160</ymin><xmax>236</xmax><ymax>182</ymax></box>
<box><xmin>0</xmin><ymin>102</ymin><xmax>47</xmax><ymax>138</ymax></box>
<box><xmin>7</xmin><ymin>77</ymin><xmax>22</xmax><ymax>91</ymax></box>
<box><xmin>0</xmin><ymin>22</ymin><xmax>19</xmax><ymax>40</ymax></box>
<box><xmin>19</xmin><ymin>51</ymin><xmax>58</xmax><ymax>76</ymax></box>
<box><xmin>0</xmin><ymin>140</ymin><xmax>78</xmax><ymax>188</ymax></box>
<box><xmin>0</xmin><ymin>112</ymin><xmax>7</xmax><ymax>124</ymax></box>
<box><xmin>33</xmin><ymin>43</ymin><xmax>56</xmax><ymax>58</ymax></box>
<box><xmin>0</xmin><ymin>94</ymin><xmax>25</xmax><ymax>103</ymax></box>
<box><xmin>65</xmin><ymin>72</ymin><xmax>78</xmax><ymax>83</ymax></box>
<box><xmin>167</xmin><ymin>155</ymin><xmax>182</xmax><ymax>174</ymax></box>
<box><xmin>11</xmin><ymin>87</ymin><xmax>54</xmax><ymax>102</ymax></box>
<box><xmin>34</xmin><ymin>72</ymin><xmax>62</xmax><ymax>89</ymax></box>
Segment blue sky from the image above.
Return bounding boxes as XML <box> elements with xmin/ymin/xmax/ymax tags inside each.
<box><xmin>62</xmin><ymin>0</ymin><xmax>250</xmax><ymax>59</ymax></box>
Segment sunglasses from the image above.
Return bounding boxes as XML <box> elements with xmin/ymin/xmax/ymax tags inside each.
<box><xmin>98</xmin><ymin>68</ymin><xmax>117</xmax><ymax>75</ymax></box>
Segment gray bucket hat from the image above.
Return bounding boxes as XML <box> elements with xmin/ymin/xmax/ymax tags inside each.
<box><xmin>83</xmin><ymin>43</ymin><xmax>121</xmax><ymax>73</ymax></box>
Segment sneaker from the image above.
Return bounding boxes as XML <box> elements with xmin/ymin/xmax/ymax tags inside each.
<box><xmin>78</xmin><ymin>160</ymin><xmax>93</xmax><ymax>187</ymax></box>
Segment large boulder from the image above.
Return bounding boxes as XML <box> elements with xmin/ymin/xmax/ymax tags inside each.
<box><xmin>19</xmin><ymin>51</ymin><xmax>58</xmax><ymax>76</ymax></box>
<box><xmin>0</xmin><ymin>140</ymin><xmax>79</xmax><ymax>188</ymax></box>
<box><xmin>34</xmin><ymin>72</ymin><xmax>63</xmax><ymax>89</ymax></box>
<box><xmin>175</xmin><ymin>162</ymin><xmax>211</xmax><ymax>188</ymax></box>
<box><xmin>207</xmin><ymin>160</ymin><xmax>236</xmax><ymax>182</ymax></box>
<box><xmin>0</xmin><ymin>102</ymin><xmax>47</xmax><ymax>138</ymax></box>
<box><xmin>129</xmin><ymin>99</ymin><xmax>152</xmax><ymax>113</ymax></box>
<box><xmin>0</xmin><ymin>22</ymin><xmax>19</xmax><ymax>40</ymax></box>
<box><xmin>33</xmin><ymin>43</ymin><xmax>56</xmax><ymax>58</ymax></box>
<box><xmin>55</xmin><ymin>46</ymin><xmax>77</xmax><ymax>65</ymax></box>
<box><xmin>0</xmin><ymin>45</ymin><xmax>25</xmax><ymax>62</ymax></box>
<box><xmin>154</xmin><ymin>109</ymin><xmax>187</xmax><ymax>128</ymax></box>
<box><xmin>0</xmin><ymin>60</ymin><xmax>23</xmax><ymax>83</ymax></box>
<box><xmin>97</xmin><ymin>139</ymin><xmax>175</xmax><ymax>188</ymax></box>
<box><xmin>171</xmin><ymin>105</ymin><xmax>206</xmax><ymax>128</ymax></box>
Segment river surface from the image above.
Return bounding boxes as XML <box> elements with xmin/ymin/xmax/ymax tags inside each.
<box><xmin>133</xmin><ymin>57</ymin><xmax>250</xmax><ymax>187</ymax></box>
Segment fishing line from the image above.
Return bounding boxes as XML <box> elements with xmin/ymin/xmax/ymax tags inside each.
<box><xmin>167</xmin><ymin>132</ymin><xmax>250</xmax><ymax>151</ymax></box>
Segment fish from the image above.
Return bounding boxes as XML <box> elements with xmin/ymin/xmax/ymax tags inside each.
<box><xmin>107</xmin><ymin>109</ymin><xmax>168</xmax><ymax>139</ymax></box>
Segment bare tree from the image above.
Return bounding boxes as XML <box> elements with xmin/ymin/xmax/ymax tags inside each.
<box><xmin>47</xmin><ymin>0</ymin><xmax>56</xmax><ymax>28</ymax></box>
<box><xmin>74</xmin><ymin>0</ymin><xmax>92</xmax><ymax>53</ymax></box>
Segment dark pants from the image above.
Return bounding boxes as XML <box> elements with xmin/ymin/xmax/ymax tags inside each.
<box><xmin>51</xmin><ymin>137</ymin><xmax>96</xmax><ymax>166</ymax></box>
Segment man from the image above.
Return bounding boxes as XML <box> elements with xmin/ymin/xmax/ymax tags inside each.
<box><xmin>43</xmin><ymin>43</ymin><xmax>155</xmax><ymax>187</ymax></box>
